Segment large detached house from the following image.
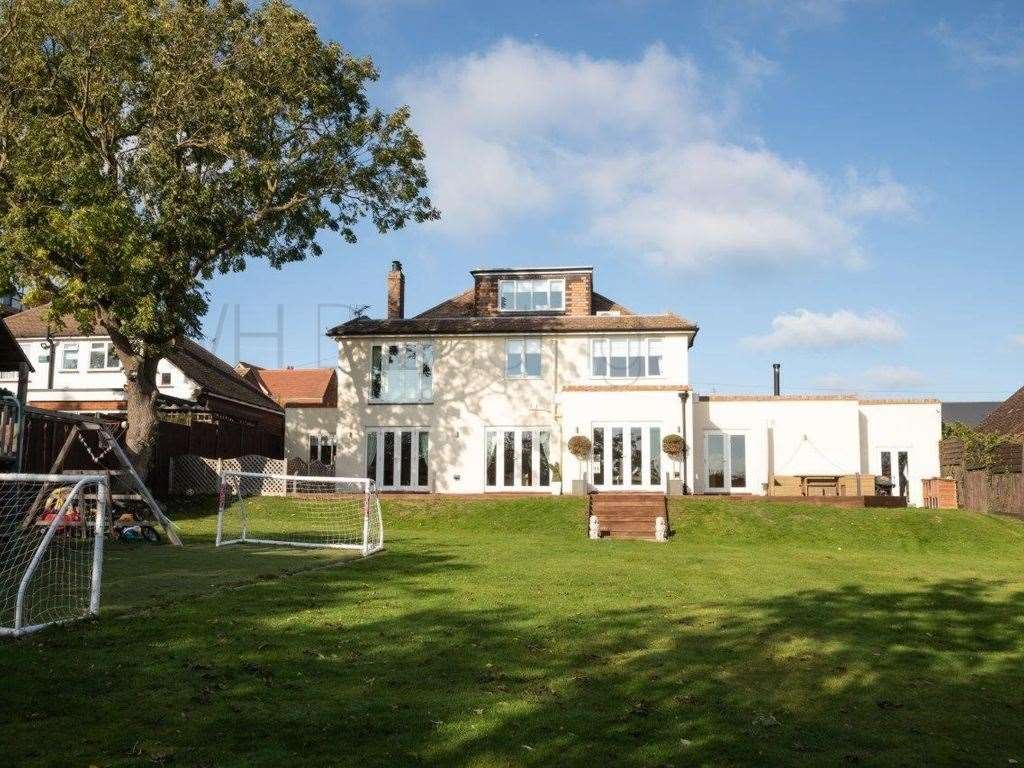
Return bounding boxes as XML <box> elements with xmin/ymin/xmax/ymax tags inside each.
<box><xmin>328</xmin><ymin>263</ymin><xmax>941</xmax><ymax>505</ymax></box>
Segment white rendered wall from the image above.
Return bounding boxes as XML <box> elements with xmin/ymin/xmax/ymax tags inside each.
<box><xmin>858</xmin><ymin>402</ymin><xmax>942</xmax><ymax>507</ymax></box>
<box><xmin>334</xmin><ymin>332</ymin><xmax>693</xmax><ymax>493</ymax></box>
<box><xmin>285</xmin><ymin>406</ymin><xmax>340</xmax><ymax>461</ymax></box>
<box><xmin>692</xmin><ymin>398</ymin><xmax>863</xmax><ymax>494</ymax></box>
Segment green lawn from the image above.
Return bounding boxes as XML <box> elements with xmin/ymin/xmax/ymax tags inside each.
<box><xmin>3</xmin><ymin>495</ymin><xmax>1024</xmax><ymax>767</ymax></box>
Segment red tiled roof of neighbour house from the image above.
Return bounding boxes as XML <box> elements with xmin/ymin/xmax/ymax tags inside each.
<box><xmin>327</xmin><ymin>312</ymin><xmax>699</xmax><ymax>339</ymax></box>
<box><xmin>978</xmin><ymin>385</ymin><xmax>1024</xmax><ymax>439</ymax></box>
<box><xmin>4</xmin><ymin>304</ymin><xmax>281</xmax><ymax>413</ymax></box>
<box><xmin>414</xmin><ymin>288</ymin><xmax>476</xmax><ymax>319</ymax></box>
<box><xmin>248</xmin><ymin>367</ymin><xmax>337</xmax><ymax>408</ymax></box>
<box><xmin>699</xmin><ymin>394</ymin><xmax>861</xmax><ymax>402</ymax></box>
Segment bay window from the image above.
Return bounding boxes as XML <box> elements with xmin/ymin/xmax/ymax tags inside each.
<box><xmin>591</xmin><ymin>337</ymin><xmax>665</xmax><ymax>378</ymax></box>
<box><xmin>498</xmin><ymin>279</ymin><xmax>565</xmax><ymax>312</ymax></box>
<box><xmin>505</xmin><ymin>338</ymin><xmax>542</xmax><ymax>378</ymax></box>
<box><xmin>370</xmin><ymin>342</ymin><xmax>433</xmax><ymax>403</ymax></box>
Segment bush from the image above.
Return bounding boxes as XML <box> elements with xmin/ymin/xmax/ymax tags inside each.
<box><xmin>662</xmin><ymin>433</ymin><xmax>686</xmax><ymax>458</ymax></box>
<box><xmin>567</xmin><ymin>435</ymin><xmax>592</xmax><ymax>460</ymax></box>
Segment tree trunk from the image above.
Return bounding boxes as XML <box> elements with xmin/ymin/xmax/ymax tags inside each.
<box><xmin>112</xmin><ymin>341</ymin><xmax>162</xmax><ymax>479</ymax></box>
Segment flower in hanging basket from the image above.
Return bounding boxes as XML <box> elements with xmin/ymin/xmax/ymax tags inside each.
<box><xmin>662</xmin><ymin>433</ymin><xmax>686</xmax><ymax>458</ymax></box>
<box><xmin>567</xmin><ymin>435</ymin><xmax>593</xmax><ymax>460</ymax></box>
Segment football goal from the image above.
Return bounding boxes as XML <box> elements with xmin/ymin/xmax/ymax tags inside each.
<box><xmin>0</xmin><ymin>473</ymin><xmax>109</xmax><ymax>637</ymax></box>
<box><xmin>216</xmin><ymin>472</ymin><xmax>384</xmax><ymax>556</ymax></box>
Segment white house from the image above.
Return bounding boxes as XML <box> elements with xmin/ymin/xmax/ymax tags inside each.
<box><xmin>327</xmin><ymin>263</ymin><xmax>941</xmax><ymax>506</ymax></box>
<box><xmin>2</xmin><ymin>304</ymin><xmax>284</xmax><ymax>434</ymax></box>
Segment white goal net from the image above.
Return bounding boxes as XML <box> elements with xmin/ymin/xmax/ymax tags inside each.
<box><xmin>216</xmin><ymin>472</ymin><xmax>384</xmax><ymax>555</ymax></box>
<box><xmin>0</xmin><ymin>473</ymin><xmax>108</xmax><ymax>637</ymax></box>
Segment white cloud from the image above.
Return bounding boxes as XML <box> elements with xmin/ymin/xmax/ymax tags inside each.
<box><xmin>933</xmin><ymin>13</ymin><xmax>1024</xmax><ymax>73</ymax></box>
<box><xmin>742</xmin><ymin>308</ymin><xmax>904</xmax><ymax>350</ymax></box>
<box><xmin>814</xmin><ymin>365</ymin><xmax>928</xmax><ymax>393</ymax></box>
<box><xmin>397</xmin><ymin>39</ymin><xmax>912</xmax><ymax>268</ymax></box>
<box><xmin>863</xmin><ymin>365</ymin><xmax>927</xmax><ymax>389</ymax></box>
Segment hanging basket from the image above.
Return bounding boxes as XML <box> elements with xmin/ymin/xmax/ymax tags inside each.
<box><xmin>662</xmin><ymin>433</ymin><xmax>686</xmax><ymax>459</ymax></box>
<box><xmin>567</xmin><ymin>435</ymin><xmax>593</xmax><ymax>460</ymax></box>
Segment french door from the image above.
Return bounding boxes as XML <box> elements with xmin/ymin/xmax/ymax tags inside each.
<box><xmin>485</xmin><ymin>428</ymin><xmax>552</xmax><ymax>491</ymax></box>
<box><xmin>704</xmin><ymin>432</ymin><xmax>747</xmax><ymax>492</ymax></box>
<box><xmin>878</xmin><ymin>449</ymin><xmax>909</xmax><ymax>497</ymax></box>
<box><xmin>590</xmin><ymin>423</ymin><xmax>662</xmax><ymax>491</ymax></box>
<box><xmin>365</xmin><ymin>427</ymin><xmax>430</xmax><ymax>491</ymax></box>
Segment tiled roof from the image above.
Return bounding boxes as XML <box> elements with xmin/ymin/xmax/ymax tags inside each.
<box><xmin>247</xmin><ymin>367</ymin><xmax>337</xmax><ymax>407</ymax></box>
<box><xmin>4</xmin><ymin>304</ymin><xmax>281</xmax><ymax>413</ymax></box>
<box><xmin>978</xmin><ymin>385</ymin><xmax>1024</xmax><ymax>439</ymax></box>
<box><xmin>328</xmin><ymin>312</ymin><xmax>697</xmax><ymax>337</ymax></box>
<box><xmin>415</xmin><ymin>288</ymin><xmax>475</xmax><ymax>319</ymax></box>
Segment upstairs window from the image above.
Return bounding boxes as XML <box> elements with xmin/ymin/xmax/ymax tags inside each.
<box><xmin>88</xmin><ymin>341</ymin><xmax>119</xmax><ymax>370</ymax></box>
<box><xmin>498</xmin><ymin>279</ymin><xmax>565</xmax><ymax>312</ymax></box>
<box><xmin>505</xmin><ymin>338</ymin><xmax>542</xmax><ymax>378</ymax></box>
<box><xmin>370</xmin><ymin>342</ymin><xmax>433</xmax><ymax>403</ymax></box>
<box><xmin>591</xmin><ymin>337</ymin><xmax>665</xmax><ymax>378</ymax></box>
<box><xmin>60</xmin><ymin>343</ymin><xmax>79</xmax><ymax>371</ymax></box>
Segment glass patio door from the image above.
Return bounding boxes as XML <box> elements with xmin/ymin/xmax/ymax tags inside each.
<box><xmin>878</xmin><ymin>449</ymin><xmax>909</xmax><ymax>497</ymax></box>
<box><xmin>590</xmin><ymin>423</ymin><xmax>662</xmax><ymax>491</ymax></box>
<box><xmin>485</xmin><ymin>428</ymin><xmax>552</xmax><ymax>491</ymax></box>
<box><xmin>704</xmin><ymin>432</ymin><xmax>747</xmax><ymax>492</ymax></box>
<box><xmin>366</xmin><ymin>427</ymin><xmax>430</xmax><ymax>490</ymax></box>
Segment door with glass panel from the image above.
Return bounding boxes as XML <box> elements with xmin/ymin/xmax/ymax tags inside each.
<box><xmin>365</xmin><ymin>428</ymin><xmax>430</xmax><ymax>491</ymax></box>
<box><xmin>703</xmin><ymin>432</ymin><xmax>747</xmax><ymax>493</ymax></box>
<box><xmin>590</xmin><ymin>423</ymin><xmax>663</xmax><ymax>491</ymax></box>
<box><xmin>485</xmin><ymin>428</ymin><xmax>553</xmax><ymax>491</ymax></box>
<box><xmin>877</xmin><ymin>449</ymin><xmax>909</xmax><ymax>497</ymax></box>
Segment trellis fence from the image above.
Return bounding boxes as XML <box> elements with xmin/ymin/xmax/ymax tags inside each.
<box><xmin>169</xmin><ymin>454</ymin><xmax>335</xmax><ymax>496</ymax></box>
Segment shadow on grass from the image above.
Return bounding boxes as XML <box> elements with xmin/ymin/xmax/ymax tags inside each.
<box><xmin>5</xmin><ymin>570</ymin><xmax>1024</xmax><ymax>767</ymax></box>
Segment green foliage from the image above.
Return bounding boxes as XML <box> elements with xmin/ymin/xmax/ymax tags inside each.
<box><xmin>0</xmin><ymin>0</ymin><xmax>437</xmax><ymax>347</ymax></box>
<box><xmin>943</xmin><ymin>421</ymin><xmax>1012</xmax><ymax>471</ymax></box>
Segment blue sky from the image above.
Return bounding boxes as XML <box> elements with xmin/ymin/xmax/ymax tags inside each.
<box><xmin>205</xmin><ymin>0</ymin><xmax>1024</xmax><ymax>401</ymax></box>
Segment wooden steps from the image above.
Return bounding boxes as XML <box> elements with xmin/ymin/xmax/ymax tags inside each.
<box><xmin>588</xmin><ymin>492</ymin><xmax>669</xmax><ymax>541</ymax></box>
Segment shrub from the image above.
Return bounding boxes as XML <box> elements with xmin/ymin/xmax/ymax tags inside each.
<box><xmin>567</xmin><ymin>435</ymin><xmax>593</xmax><ymax>460</ymax></box>
<box><xmin>662</xmin><ymin>433</ymin><xmax>686</xmax><ymax>458</ymax></box>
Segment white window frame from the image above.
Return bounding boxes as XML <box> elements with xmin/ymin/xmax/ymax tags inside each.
<box><xmin>369</xmin><ymin>341</ymin><xmax>434</xmax><ymax>404</ymax></box>
<box><xmin>60</xmin><ymin>342</ymin><xmax>80</xmax><ymax>371</ymax></box>
<box><xmin>87</xmin><ymin>340</ymin><xmax>120</xmax><ymax>371</ymax></box>
<box><xmin>484</xmin><ymin>427</ymin><xmax>553</xmax><ymax>491</ymax></box>
<box><xmin>505</xmin><ymin>338</ymin><xmax>543</xmax><ymax>379</ymax></box>
<box><xmin>589</xmin><ymin>336</ymin><xmax>665</xmax><ymax>379</ymax></box>
<box><xmin>308</xmin><ymin>432</ymin><xmax>337</xmax><ymax>465</ymax></box>
<box><xmin>497</xmin><ymin>279</ymin><xmax>566</xmax><ymax>313</ymax></box>
<box><xmin>36</xmin><ymin>343</ymin><xmax>50</xmax><ymax>365</ymax></box>
<box><xmin>703</xmin><ymin>431</ymin><xmax>749</xmax><ymax>493</ymax></box>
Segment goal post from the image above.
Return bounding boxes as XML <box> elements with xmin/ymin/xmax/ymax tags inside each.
<box><xmin>0</xmin><ymin>473</ymin><xmax>109</xmax><ymax>637</ymax></box>
<box><xmin>216</xmin><ymin>471</ymin><xmax>384</xmax><ymax>555</ymax></box>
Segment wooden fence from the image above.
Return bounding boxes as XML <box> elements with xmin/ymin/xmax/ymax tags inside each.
<box><xmin>939</xmin><ymin>437</ymin><xmax>1024</xmax><ymax>517</ymax></box>
<box><xmin>19</xmin><ymin>409</ymin><xmax>284</xmax><ymax>497</ymax></box>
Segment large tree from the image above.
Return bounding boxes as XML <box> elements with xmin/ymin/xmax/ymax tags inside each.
<box><xmin>0</xmin><ymin>0</ymin><xmax>437</xmax><ymax>473</ymax></box>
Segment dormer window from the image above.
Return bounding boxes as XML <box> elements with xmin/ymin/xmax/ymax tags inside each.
<box><xmin>498</xmin><ymin>279</ymin><xmax>565</xmax><ymax>312</ymax></box>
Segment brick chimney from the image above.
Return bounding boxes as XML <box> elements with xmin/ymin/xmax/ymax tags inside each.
<box><xmin>387</xmin><ymin>260</ymin><xmax>405</xmax><ymax>319</ymax></box>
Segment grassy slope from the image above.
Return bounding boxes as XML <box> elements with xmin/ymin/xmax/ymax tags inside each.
<box><xmin>2</xmin><ymin>496</ymin><xmax>1024</xmax><ymax>767</ymax></box>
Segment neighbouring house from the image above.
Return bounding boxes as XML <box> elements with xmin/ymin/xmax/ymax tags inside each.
<box><xmin>942</xmin><ymin>401</ymin><xmax>1002</xmax><ymax>429</ymax></box>
<box><xmin>0</xmin><ymin>317</ymin><xmax>31</xmax><ymax>406</ymax></box>
<box><xmin>236</xmin><ymin>364</ymin><xmax>338</xmax><ymax>464</ymax></box>
<box><xmin>327</xmin><ymin>262</ymin><xmax>942</xmax><ymax>506</ymax></box>
<box><xmin>977</xmin><ymin>385</ymin><xmax>1024</xmax><ymax>440</ymax></box>
<box><xmin>0</xmin><ymin>319</ymin><xmax>32</xmax><ymax>469</ymax></box>
<box><xmin>3</xmin><ymin>304</ymin><xmax>284</xmax><ymax>438</ymax></box>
